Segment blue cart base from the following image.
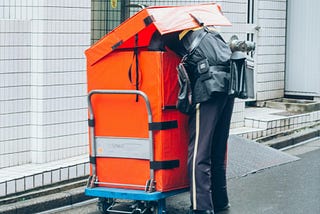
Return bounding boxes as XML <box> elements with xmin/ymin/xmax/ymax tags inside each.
<box><xmin>85</xmin><ymin>187</ymin><xmax>188</xmax><ymax>214</ymax></box>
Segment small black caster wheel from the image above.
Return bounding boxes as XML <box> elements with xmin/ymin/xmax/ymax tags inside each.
<box><xmin>97</xmin><ymin>198</ymin><xmax>114</xmax><ymax>214</ymax></box>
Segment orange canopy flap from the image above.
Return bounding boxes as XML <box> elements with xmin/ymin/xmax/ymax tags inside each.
<box><xmin>85</xmin><ymin>3</ymin><xmax>231</xmax><ymax>66</ymax></box>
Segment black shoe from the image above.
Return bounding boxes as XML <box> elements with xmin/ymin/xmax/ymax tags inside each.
<box><xmin>214</xmin><ymin>203</ymin><xmax>230</xmax><ymax>213</ymax></box>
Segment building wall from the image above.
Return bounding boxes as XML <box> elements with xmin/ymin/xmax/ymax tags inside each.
<box><xmin>0</xmin><ymin>19</ymin><xmax>31</xmax><ymax>168</ymax></box>
<box><xmin>255</xmin><ymin>0</ymin><xmax>286</xmax><ymax>101</ymax></box>
<box><xmin>286</xmin><ymin>0</ymin><xmax>320</xmax><ymax>97</ymax></box>
<box><xmin>0</xmin><ymin>0</ymin><xmax>288</xmax><ymax>168</ymax></box>
<box><xmin>0</xmin><ymin>1</ymin><xmax>91</xmax><ymax>168</ymax></box>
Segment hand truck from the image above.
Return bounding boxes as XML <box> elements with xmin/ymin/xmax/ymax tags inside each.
<box><xmin>85</xmin><ymin>90</ymin><xmax>188</xmax><ymax>214</ymax></box>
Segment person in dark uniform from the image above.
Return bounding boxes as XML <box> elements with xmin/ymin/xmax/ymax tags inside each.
<box><xmin>163</xmin><ymin>26</ymin><xmax>234</xmax><ymax>214</ymax></box>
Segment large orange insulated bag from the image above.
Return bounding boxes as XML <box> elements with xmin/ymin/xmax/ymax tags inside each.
<box><xmin>85</xmin><ymin>3</ymin><xmax>231</xmax><ymax>192</ymax></box>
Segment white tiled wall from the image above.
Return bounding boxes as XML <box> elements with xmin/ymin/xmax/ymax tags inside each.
<box><xmin>0</xmin><ymin>1</ymin><xmax>91</xmax><ymax>168</ymax></box>
<box><xmin>29</xmin><ymin>0</ymin><xmax>90</xmax><ymax>163</ymax></box>
<box><xmin>256</xmin><ymin>0</ymin><xmax>287</xmax><ymax>101</ymax></box>
<box><xmin>0</xmin><ymin>19</ymin><xmax>31</xmax><ymax>168</ymax></box>
<box><xmin>230</xmin><ymin>100</ymin><xmax>245</xmax><ymax>128</ymax></box>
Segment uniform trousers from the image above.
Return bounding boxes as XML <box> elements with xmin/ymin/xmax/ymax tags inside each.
<box><xmin>188</xmin><ymin>92</ymin><xmax>235</xmax><ymax>211</ymax></box>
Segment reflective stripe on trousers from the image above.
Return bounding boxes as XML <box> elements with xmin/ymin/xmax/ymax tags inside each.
<box><xmin>188</xmin><ymin>93</ymin><xmax>235</xmax><ymax>210</ymax></box>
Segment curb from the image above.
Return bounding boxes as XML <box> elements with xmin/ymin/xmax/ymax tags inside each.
<box><xmin>267</xmin><ymin>128</ymin><xmax>319</xmax><ymax>149</ymax></box>
<box><xmin>0</xmin><ymin>186</ymin><xmax>90</xmax><ymax>214</ymax></box>
<box><xmin>0</xmin><ymin>179</ymin><xmax>90</xmax><ymax>214</ymax></box>
<box><xmin>257</xmin><ymin>125</ymin><xmax>320</xmax><ymax>149</ymax></box>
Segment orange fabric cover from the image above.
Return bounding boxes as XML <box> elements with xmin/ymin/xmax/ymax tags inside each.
<box><xmin>85</xmin><ymin>3</ymin><xmax>231</xmax><ymax>66</ymax></box>
<box><xmin>87</xmin><ymin>50</ymin><xmax>189</xmax><ymax>192</ymax></box>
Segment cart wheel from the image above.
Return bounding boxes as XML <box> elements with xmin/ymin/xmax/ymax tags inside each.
<box><xmin>148</xmin><ymin>206</ymin><xmax>159</xmax><ymax>214</ymax></box>
<box><xmin>146</xmin><ymin>201</ymin><xmax>166</xmax><ymax>214</ymax></box>
<box><xmin>97</xmin><ymin>197</ymin><xmax>114</xmax><ymax>214</ymax></box>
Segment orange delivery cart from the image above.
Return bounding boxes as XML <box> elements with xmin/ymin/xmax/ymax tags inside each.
<box><xmin>84</xmin><ymin>3</ymin><xmax>231</xmax><ymax>213</ymax></box>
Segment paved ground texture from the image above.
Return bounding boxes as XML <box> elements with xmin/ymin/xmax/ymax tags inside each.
<box><xmin>39</xmin><ymin>137</ymin><xmax>320</xmax><ymax>214</ymax></box>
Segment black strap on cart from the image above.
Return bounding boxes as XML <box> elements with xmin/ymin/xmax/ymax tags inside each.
<box><xmin>150</xmin><ymin>160</ymin><xmax>180</xmax><ymax>170</ymax></box>
<box><xmin>128</xmin><ymin>34</ymin><xmax>140</xmax><ymax>102</ymax></box>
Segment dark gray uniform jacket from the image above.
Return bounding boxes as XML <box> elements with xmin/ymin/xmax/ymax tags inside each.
<box><xmin>181</xmin><ymin>27</ymin><xmax>232</xmax><ymax>103</ymax></box>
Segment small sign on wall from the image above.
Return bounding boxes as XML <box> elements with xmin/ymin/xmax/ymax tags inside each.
<box><xmin>111</xmin><ymin>0</ymin><xmax>117</xmax><ymax>8</ymax></box>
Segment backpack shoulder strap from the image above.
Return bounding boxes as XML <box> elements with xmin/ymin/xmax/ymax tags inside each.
<box><xmin>186</xmin><ymin>28</ymin><xmax>208</xmax><ymax>54</ymax></box>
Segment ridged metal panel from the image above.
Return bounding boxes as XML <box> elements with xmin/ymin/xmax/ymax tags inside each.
<box><xmin>285</xmin><ymin>0</ymin><xmax>320</xmax><ymax>97</ymax></box>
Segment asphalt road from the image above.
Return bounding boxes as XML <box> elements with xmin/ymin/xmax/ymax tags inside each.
<box><xmin>44</xmin><ymin>138</ymin><xmax>320</xmax><ymax>214</ymax></box>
